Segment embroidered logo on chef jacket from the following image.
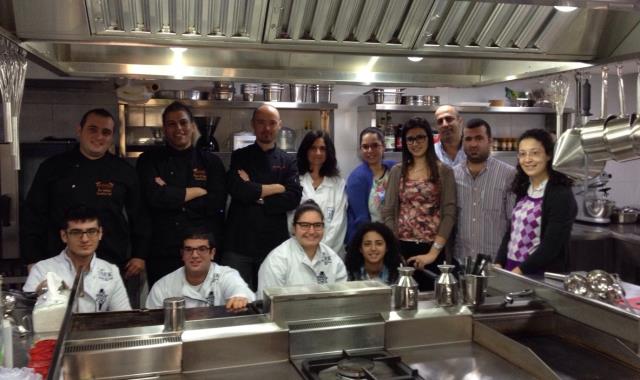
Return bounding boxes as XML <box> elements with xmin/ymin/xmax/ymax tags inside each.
<box><xmin>320</xmin><ymin>253</ymin><xmax>332</xmax><ymax>266</ymax></box>
<box><xmin>316</xmin><ymin>271</ymin><xmax>328</xmax><ymax>284</ymax></box>
<box><xmin>96</xmin><ymin>288</ymin><xmax>107</xmax><ymax>311</ymax></box>
<box><xmin>206</xmin><ymin>291</ymin><xmax>215</xmax><ymax>306</ymax></box>
<box><xmin>96</xmin><ymin>181</ymin><xmax>114</xmax><ymax>196</ymax></box>
<box><xmin>326</xmin><ymin>207</ymin><xmax>335</xmax><ymax>222</ymax></box>
<box><xmin>211</xmin><ymin>273</ymin><xmax>220</xmax><ymax>283</ymax></box>
<box><xmin>193</xmin><ymin>168</ymin><xmax>207</xmax><ymax>181</ymax></box>
<box><xmin>97</xmin><ymin>268</ymin><xmax>113</xmax><ymax>281</ymax></box>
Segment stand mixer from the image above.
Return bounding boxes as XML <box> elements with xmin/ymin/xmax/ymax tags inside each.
<box><xmin>573</xmin><ymin>172</ymin><xmax>614</xmax><ymax>224</ymax></box>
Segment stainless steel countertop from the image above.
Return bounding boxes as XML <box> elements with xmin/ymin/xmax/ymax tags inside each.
<box><xmin>571</xmin><ymin>221</ymin><xmax>640</xmax><ymax>244</ymax></box>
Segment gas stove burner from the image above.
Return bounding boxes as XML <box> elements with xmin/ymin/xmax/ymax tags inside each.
<box><xmin>336</xmin><ymin>357</ymin><xmax>375</xmax><ymax>379</ymax></box>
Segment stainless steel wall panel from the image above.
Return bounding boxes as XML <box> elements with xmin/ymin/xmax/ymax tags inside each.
<box><xmin>436</xmin><ymin>1</ymin><xmax>470</xmax><ymax>46</ymax></box>
<box><xmin>354</xmin><ymin>0</ymin><xmax>387</xmax><ymax>43</ymax></box>
<box><xmin>514</xmin><ymin>6</ymin><xmax>553</xmax><ymax>49</ymax></box>
<box><xmin>414</xmin><ymin>0</ymin><xmax>451</xmax><ymax>48</ymax></box>
<box><xmin>310</xmin><ymin>0</ymin><xmax>339</xmax><ymax>41</ymax></box>
<box><xmin>455</xmin><ymin>2</ymin><xmax>494</xmax><ymax>47</ymax></box>
<box><xmin>534</xmin><ymin>9</ymin><xmax>580</xmax><ymax>51</ymax></box>
<box><xmin>476</xmin><ymin>3</ymin><xmax>517</xmax><ymax>48</ymax></box>
<box><xmin>398</xmin><ymin>0</ymin><xmax>434</xmax><ymax>48</ymax></box>
<box><xmin>332</xmin><ymin>0</ymin><xmax>364</xmax><ymax>43</ymax></box>
<box><xmin>375</xmin><ymin>0</ymin><xmax>409</xmax><ymax>44</ymax></box>
<box><xmin>495</xmin><ymin>4</ymin><xmax>536</xmax><ymax>48</ymax></box>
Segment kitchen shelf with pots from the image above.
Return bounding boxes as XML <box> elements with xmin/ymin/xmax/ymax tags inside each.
<box><xmin>358</xmin><ymin>104</ymin><xmax>574</xmax><ymax>114</ymax></box>
<box><xmin>120</xmin><ymin>98</ymin><xmax>338</xmax><ymax>110</ymax></box>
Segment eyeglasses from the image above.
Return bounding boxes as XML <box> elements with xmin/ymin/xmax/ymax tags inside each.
<box><xmin>436</xmin><ymin>116</ymin><xmax>456</xmax><ymax>125</ymax></box>
<box><xmin>360</xmin><ymin>143</ymin><xmax>382</xmax><ymax>151</ymax></box>
<box><xmin>406</xmin><ymin>135</ymin><xmax>427</xmax><ymax>144</ymax></box>
<box><xmin>66</xmin><ymin>228</ymin><xmax>100</xmax><ymax>239</ymax></box>
<box><xmin>295</xmin><ymin>222</ymin><xmax>325</xmax><ymax>230</ymax></box>
<box><xmin>181</xmin><ymin>246</ymin><xmax>212</xmax><ymax>255</ymax></box>
<box><xmin>517</xmin><ymin>150</ymin><xmax>545</xmax><ymax>159</ymax></box>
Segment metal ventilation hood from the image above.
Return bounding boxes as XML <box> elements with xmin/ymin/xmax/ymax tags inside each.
<box><xmin>5</xmin><ymin>0</ymin><xmax>640</xmax><ymax>86</ymax></box>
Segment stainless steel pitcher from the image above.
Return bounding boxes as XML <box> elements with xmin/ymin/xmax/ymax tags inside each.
<box><xmin>435</xmin><ymin>264</ymin><xmax>459</xmax><ymax>307</ymax></box>
<box><xmin>394</xmin><ymin>267</ymin><xmax>418</xmax><ymax>310</ymax></box>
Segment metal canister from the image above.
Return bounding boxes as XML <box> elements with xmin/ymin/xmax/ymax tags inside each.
<box><xmin>394</xmin><ymin>267</ymin><xmax>418</xmax><ymax>310</ymax></box>
<box><xmin>435</xmin><ymin>264</ymin><xmax>459</xmax><ymax>307</ymax></box>
<box><xmin>163</xmin><ymin>297</ymin><xmax>185</xmax><ymax>332</ymax></box>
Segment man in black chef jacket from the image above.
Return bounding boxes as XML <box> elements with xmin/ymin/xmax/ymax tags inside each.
<box><xmin>21</xmin><ymin>109</ymin><xmax>149</xmax><ymax>305</ymax></box>
<box><xmin>136</xmin><ymin>101</ymin><xmax>227</xmax><ymax>286</ymax></box>
<box><xmin>222</xmin><ymin>104</ymin><xmax>302</xmax><ymax>290</ymax></box>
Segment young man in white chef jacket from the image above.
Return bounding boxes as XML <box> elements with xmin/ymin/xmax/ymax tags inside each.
<box><xmin>146</xmin><ymin>231</ymin><xmax>255</xmax><ymax>310</ymax></box>
<box><xmin>23</xmin><ymin>205</ymin><xmax>131</xmax><ymax>313</ymax></box>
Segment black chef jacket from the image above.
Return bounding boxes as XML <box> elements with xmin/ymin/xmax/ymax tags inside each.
<box><xmin>21</xmin><ymin>147</ymin><xmax>150</xmax><ymax>267</ymax></box>
<box><xmin>136</xmin><ymin>146</ymin><xmax>227</xmax><ymax>258</ymax></box>
<box><xmin>224</xmin><ymin>143</ymin><xmax>302</xmax><ymax>260</ymax></box>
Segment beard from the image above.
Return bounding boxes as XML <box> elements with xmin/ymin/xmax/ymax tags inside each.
<box><xmin>466</xmin><ymin>150</ymin><xmax>490</xmax><ymax>163</ymax></box>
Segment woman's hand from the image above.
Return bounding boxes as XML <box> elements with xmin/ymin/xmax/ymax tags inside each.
<box><xmin>407</xmin><ymin>250</ymin><xmax>439</xmax><ymax>268</ymax></box>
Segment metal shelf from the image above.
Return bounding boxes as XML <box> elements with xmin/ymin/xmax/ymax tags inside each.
<box><xmin>122</xmin><ymin>99</ymin><xmax>338</xmax><ymax>110</ymax></box>
<box><xmin>357</xmin><ymin>104</ymin><xmax>573</xmax><ymax>114</ymax></box>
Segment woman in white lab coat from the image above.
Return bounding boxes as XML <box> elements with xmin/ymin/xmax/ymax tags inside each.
<box><xmin>289</xmin><ymin>130</ymin><xmax>347</xmax><ymax>257</ymax></box>
<box><xmin>257</xmin><ymin>200</ymin><xmax>347</xmax><ymax>299</ymax></box>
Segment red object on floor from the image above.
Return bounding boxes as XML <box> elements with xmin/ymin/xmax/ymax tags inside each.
<box><xmin>28</xmin><ymin>339</ymin><xmax>57</xmax><ymax>378</ymax></box>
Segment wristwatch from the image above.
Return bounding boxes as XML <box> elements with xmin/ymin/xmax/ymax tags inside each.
<box><xmin>432</xmin><ymin>242</ymin><xmax>444</xmax><ymax>251</ymax></box>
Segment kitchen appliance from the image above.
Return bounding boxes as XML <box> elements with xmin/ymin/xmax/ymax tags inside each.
<box><xmin>573</xmin><ymin>171</ymin><xmax>613</xmax><ymax>224</ymax></box>
<box><xmin>297</xmin><ymin>350</ymin><xmax>425</xmax><ymax>380</ymax></box>
<box><xmin>435</xmin><ymin>264</ymin><xmax>459</xmax><ymax>307</ymax></box>
<box><xmin>194</xmin><ymin>116</ymin><xmax>220</xmax><ymax>152</ymax></box>
<box><xmin>394</xmin><ymin>267</ymin><xmax>418</xmax><ymax>310</ymax></box>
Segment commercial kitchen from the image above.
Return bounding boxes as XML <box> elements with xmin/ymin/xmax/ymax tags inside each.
<box><xmin>2</xmin><ymin>1</ymin><xmax>640</xmax><ymax>379</ymax></box>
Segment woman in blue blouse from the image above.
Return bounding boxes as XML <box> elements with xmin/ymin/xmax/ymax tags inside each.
<box><xmin>345</xmin><ymin>127</ymin><xmax>395</xmax><ymax>245</ymax></box>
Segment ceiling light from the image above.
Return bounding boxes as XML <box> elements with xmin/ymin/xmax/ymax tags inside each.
<box><xmin>408</xmin><ymin>57</ymin><xmax>423</xmax><ymax>62</ymax></box>
<box><xmin>505</xmin><ymin>75</ymin><xmax>517</xmax><ymax>81</ymax></box>
<box><xmin>554</xmin><ymin>6</ymin><xmax>577</xmax><ymax>12</ymax></box>
<box><xmin>170</xmin><ymin>47</ymin><xmax>188</xmax><ymax>79</ymax></box>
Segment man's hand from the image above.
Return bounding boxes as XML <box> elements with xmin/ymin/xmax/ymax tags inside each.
<box><xmin>154</xmin><ymin>177</ymin><xmax>167</xmax><ymax>186</ymax></box>
<box><xmin>185</xmin><ymin>187</ymin><xmax>207</xmax><ymax>202</ymax></box>
<box><xmin>124</xmin><ymin>258</ymin><xmax>145</xmax><ymax>278</ymax></box>
<box><xmin>238</xmin><ymin>169</ymin><xmax>250</xmax><ymax>182</ymax></box>
<box><xmin>512</xmin><ymin>266</ymin><xmax>523</xmax><ymax>275</ymax></box>
<box><xmin>225</xmin><ymin>297</ymin><xmax>249</xmax><ymax>311</ymax></box>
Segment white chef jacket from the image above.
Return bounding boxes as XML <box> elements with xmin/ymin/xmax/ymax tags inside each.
<box><xmin>287</xmin><ymin>173</ymin><xmax>348</xmax><ymax>258</ymax></box>
<box><xmin>23</xmin><ymin>250</ymin><xmax>131</xmax><ymax>313</ymax></box>
<box><xmin>256</xmin><ymin>238</ymin><xmax>348</xmax><ymax>300</ymax></box>
<box><xmin>146</xmin><ymin>262</ymin><xmax>255</xmax><ymax>309</ymax></box>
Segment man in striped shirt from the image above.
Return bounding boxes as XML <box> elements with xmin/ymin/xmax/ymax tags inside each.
<box><xmin>452</xmin><ymin>118</ymin><xmax>516</xmax><ymax>262</ymax></box>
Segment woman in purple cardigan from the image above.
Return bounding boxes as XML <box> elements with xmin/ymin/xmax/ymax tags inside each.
<box><xmin>496</xmin><ymin>129</ymin><xmax>577</xmax><ymax>275</ymax></box>
<box><xmin>345</xmin><ymin>127</ymin><xmax>395</xmax><ymax>245</ymax></box>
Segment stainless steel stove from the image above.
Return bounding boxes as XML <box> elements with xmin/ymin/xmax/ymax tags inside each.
<box><xmin>295</xmin><ymin>350</ymin><xmax>425</xmax><ymax>380</ymax></box>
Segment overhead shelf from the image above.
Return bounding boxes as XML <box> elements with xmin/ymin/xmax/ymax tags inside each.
<box><xmin>357</xmin><ymin>105</ymin><xmax>573</xmax><ymax>114</ymax></box>
<box><xmin>122</xmin><ymin>99</ymin><xmax>338</xmax><ymax>110</ymax></box>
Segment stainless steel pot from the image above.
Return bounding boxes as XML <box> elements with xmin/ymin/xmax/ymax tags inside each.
<box><xmin>213</xmin><ymin>91</ymin><xmax>233</xmax><ymax>101</ymax></box>
<box><xmin>309</xmin><ymin>84</ymin><xmax>333</xmax><ymax>103</ymax></box>
<box><xmin>604</xmin><ymin>65</ymin><xmax>637</xmax><ymax>161</ymax></box>
<box><xmin>363</xmin><ymin>88</ymin><xmax>403</xmax><ymax>104</ymax></box>
<box><xmin>262</xmin><ymin>83</ymin><xmax>284</xmax><ymax>102</ymax></box>
<box><xmin>241</xmin><ymin>83</ymin><xmax>260</xmax><ymax>101</ymax></box>
<box><xmin>581</xmin><ymin>66</ymin><xmax>613</xmax><ymax>163</ymax></box>
<box><xmin>289</xmin><ymin>84</ymin><xmax>307</xmax><ymax>102</ymax></box>
<box><xmin>610</xmin><ymin>207</ymin><xmax>640</xmax><ymax>224</ymax></box>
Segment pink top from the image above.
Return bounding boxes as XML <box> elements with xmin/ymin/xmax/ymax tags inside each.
<box><xmin>397</xmin><ymin>178</ymin><xmax>440</xmax><ymax>242</ymax></box>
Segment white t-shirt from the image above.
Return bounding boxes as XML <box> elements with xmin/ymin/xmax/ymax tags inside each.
<box><xmin>256</xmin><ymin>237</ymin><xmax>348</xmax><ymax>300</ymax></box>
<box><xmin>146</xmin><ymin>263</ymin><xmax>255</xmax><ymax>309</ymax></box>
<box><xmin>287</xmin><ymin>173</ymin><xmax>347</xmax><ymax>257</ymax></box>
<box><xmin>24</xmin><ymin>250</ymin><xmax>131</xmax><ymax>313</ymax></box>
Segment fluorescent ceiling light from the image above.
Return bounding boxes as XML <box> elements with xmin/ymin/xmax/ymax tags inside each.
<box><xmin>408</xmin><ymin>57</ymin><xmax>423</xmax><ymax>62</ymax></box>
<box><xmin>505</xmin><ymin>75</ymin><xmax>517</xmax><ymax>81</ymax></box>
<box><xmin>554</xmin><ymin>6</ymin><xmax>577</xmax><ymax>12</ymax></box>
<box><xmin>170</xmin><ymin>47</ymin><xmax>188</xmax><ymax>79</ymax></box>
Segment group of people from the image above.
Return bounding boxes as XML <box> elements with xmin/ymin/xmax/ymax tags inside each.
<box><xmin>20</xmin><ymin>100</ymin><xmax>578</xmax><ymax>312</ymax></box>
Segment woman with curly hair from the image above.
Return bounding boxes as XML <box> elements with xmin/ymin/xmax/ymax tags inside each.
<box><xmin>495</xmin><ymin>129</ymin><xmax>577</xmax><ymax>275</ymax></box>
<box><xmin>382</xmin><ymin>117</ymin><xmax>457</xmax><ymax>290</ymax></box>
<box><xmin>345</xmin><ymin>222</ymin><xmax>402</xmax><ymax>284</ymax></box>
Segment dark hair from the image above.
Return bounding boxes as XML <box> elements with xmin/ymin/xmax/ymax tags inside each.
<box><xmin>345</xmin><ymin>222</ymin><xmax>401</xmax><ymax>283</ymax></box>
<box><xmin>511</xmin><ymin>128</ymin><xmax>573</xmax><ymax>198</ymax></box>
<box><xmin>62</xmin><ymin>205</ymin><xmax>101</xmax><ymax>230</ymax></box>
<box><xmin>182</xmin><ymin>230</ymin><xmax>216</xmax><ymax>249</ymax></box>
<box><xmin>79</xmin><ymin>109</ymin><xmax>115</xmax><ymax>130</ymax></box>
<box><xmin>297</xmin><ymin>130</ymin><xmax>340</xmax><ymax>177</ymax></box>
<box><xmin>162</xmin><ymin>101</ymin><xmax>194</xmax><ymax>125</ymax></box>
<box><xmin>292</xmin><ymin>199</ymin><xmax>324</xmax><ymax>225</ymax></box>
<box><xmin>359</xmin><ymin>127</ymin><xmax>384</xmax><ymax>145</ymax></box>
<box><xmin>464</xmin><ymin>118</ymin><xmax>492</xmax><ymax>138</ymax></box>
<box><xmin>401</xmin><ymin>117</ymin><xmax>440</xmax><ymax>185</ymax></box>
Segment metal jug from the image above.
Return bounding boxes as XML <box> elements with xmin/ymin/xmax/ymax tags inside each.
<box><xmin>394</xmin><ymin>267</ymin><xmax>418</xmax><ymax>310</ymax></box>
<box><xmin>435</xmin><ymin>264</ymin><xmax>459</xmax><ymax>307</ymax></box>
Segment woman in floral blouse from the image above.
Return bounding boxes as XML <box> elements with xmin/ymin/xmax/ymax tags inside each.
<box><xmin>382</xmin><ymin>117</ymin><xmax>457</xmax><ymax>290</ymax></box>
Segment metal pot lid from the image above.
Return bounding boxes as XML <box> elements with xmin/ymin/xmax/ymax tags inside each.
<box><xmin>336</xmin><ymin>358</ymin><xmax>375</xmax><ymax>378</ymax></box>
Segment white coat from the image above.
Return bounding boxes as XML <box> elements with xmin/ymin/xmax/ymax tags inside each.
<box><xmin>24</xmin><ymin>250</ymin><xmax>131</xmax><ymax>313</ymax></box>
<box><xmin>256</xmin><ymin>238</ymin><xmax>347</xmax><ymax>300</ymax></box>
<box><xmin>287</xmin><ymin>173</ymin><xmax>348</xmax><ymax>258</ymax></box>
<box><xmin>146</xmin><ymin>263</ymin><xmax>255</xmax><ymax>309</ymax></box>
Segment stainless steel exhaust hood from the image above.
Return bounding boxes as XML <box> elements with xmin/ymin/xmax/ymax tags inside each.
<box><xmin>5</xmin><ymin>0</ymin><xmax>640</xmax><ymax>86</ymax></box>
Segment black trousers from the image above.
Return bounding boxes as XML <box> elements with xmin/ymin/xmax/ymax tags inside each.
<box><xmin>220</xmin><ymin>251</ymin><xmax>263</xmax><ymax>292</ymax></box>
<box><xmin>399</xmin><ymin>240</ymin><xmax>459</xmax><ymax>291</ymax></box>
<box><xmin>146</xmin><ymin>257</ymin><xmax>183</xmax><ymax>288</ymax></box>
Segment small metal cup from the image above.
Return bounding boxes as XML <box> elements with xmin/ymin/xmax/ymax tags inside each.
<box><xmin>163</xmin><ymin>297</ymin><xmax>185</xmax><ymax>332</ymax></box>
<box><xmin>463</xmin><ymin>275</ymin><xmax>489</xmax><ymax>307</ymax></box>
